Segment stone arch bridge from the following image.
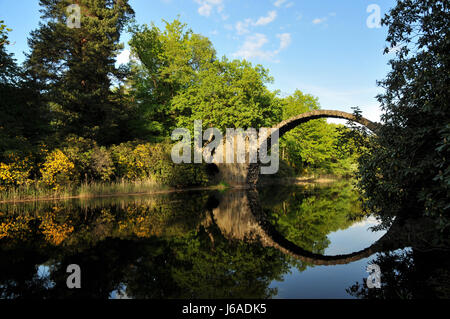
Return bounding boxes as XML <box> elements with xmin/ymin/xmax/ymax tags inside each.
<box><xmin>209</xmin><ymin>110</ymin><xmax>380</xmax><ymax>186</ymax></box>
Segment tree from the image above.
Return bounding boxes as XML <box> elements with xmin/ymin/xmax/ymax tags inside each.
<box><xmin>279</xmin><ymin>90</ymin><xmax>357</xmax><ymax>175</ymax></box>
<box><xmin>357</xmin><ymin>0</ymin><xmax>449</xmax><ymax>229</ymax></box>
<box><xmin>128</xmin><ymin>20</ymin><xmax>218</xmax><ymax>139</ymax></box>
<box><xmin>25</xmin><ymin>0</ymin><xmax>135</xmax><ymax>145</ymax></box>
<box><xmin>129</xmin><ymin>20</ymin><xmax>282</xmax><ymax>137</ymax></box>
<box><xmin>0</xmin><ymin>21</ymin><xmax>48</xmax><ymax>159</ymax></box>
<box><xmin>171</xmin><ymin>58</ymin><xmax>282</xmax><ymax>132</ymax></box>
<box><xmin>0</xmin><ymin>21</ymin><xmax>15</xmax><ymax>82</ymax></box>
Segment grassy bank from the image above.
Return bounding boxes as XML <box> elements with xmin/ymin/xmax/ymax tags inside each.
<box><xmin>0</xmin><ymin>167</ymin><xmax>347</xmax><ymax>204</ymax></box>
<box><xmin>0</xmin><ymin>179</ymin><xmax>167</xmax><ymax>203</ymax></box>
<box><xmin>0</xmin><ymin>179</ymin><xmax>234</xmax><ymax>204</ymax></box>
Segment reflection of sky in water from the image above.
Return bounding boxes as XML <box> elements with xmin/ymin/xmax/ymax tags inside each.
<box><xmin>269</xmin><ymin>216</ymin><xmax>387</xmax><ymax>299</ymax></box>
<box><xmin>270</xmin><ymin>257</ymin><xmax>373</xmax><ymax>299</ymax></box>
<box><xmin>37</xmin><ymin>265</ymin><xmax>56</xmax><ymax>289</ymax></box>
<box><xmin>324</xmin><ymin>216</ymin><xmax>386</xmax><ymax>255</ymax></box>
<box><xmin>109</xmin><ymin>283</ymin><xmax>130</xmax><ymax>299</ymax></box>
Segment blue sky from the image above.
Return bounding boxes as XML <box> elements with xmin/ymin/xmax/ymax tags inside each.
<box><xmin>1</xmin><ymin>0</ymin><xmax>398</xmax><ymax>122</ymax></box>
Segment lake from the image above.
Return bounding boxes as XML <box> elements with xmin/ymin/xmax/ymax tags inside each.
<box><xmin>0</xmin><ymin>180</ymin><xmax>448</xmax><ymax>299</ymax></box>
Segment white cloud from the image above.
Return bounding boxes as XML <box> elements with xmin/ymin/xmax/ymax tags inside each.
<box><xmin>285</xmin><ymin>2</ymin><xmax>294</xmax><ymax>8</ymax></box>
<box><xmin>198</xmin><ymin>3</ymin><xmax>213</xmax><ymax>16</ymax></box>
<box><xmin>233</xmin><ymin>32</ymin><xmax>292</xmax><ymax>61</ymax></box>
<box><xmin>194</xmin><ymin>0</ymin><xmax>224</xmax><ymax>17</ymax></box>
<box><xmin>116</xmin><ymin>49</ymin><xmax>130</xmax><ymax>65</ymax></box>
<box><xmin>274</xmin><ymin>0</ymin><xmax>286</xmax><ymax>7</ymax></box>
<box><xmin>236</xmin><ymin>19</ymin><xmax>252</xmax><ymax>35</ymax></box>
<box><xmin>277</xmin><ymin>33</ymin><xmax>291</xmax><ymax>51</ymax></box>
<box><xmin>274</xmin><ymin>0</ymin><xmax>293</xmax><ymax>8</ymax></box>
<box><xmin>235</xmin><ymin>11</ymin><xmax>278</xmax><ymax>35</ymax></box>
<box><xmin>312</xmin><ymin>17</ymin><xmax>327</xmax><ymax>24</ymax></box>
<box><xmin>313</xmin><ymin>13</ymin><xmax>336</xmax><ymax>25</ymax></box>
<box><xmin>254</xmin><ymin>11</ymin><xmax>277</xmax><ymax>26</ymax></box>
<box><xmin>233</xmin><ymin>33</ymin><xmax>270</xmax><ymax>60</ymax></box>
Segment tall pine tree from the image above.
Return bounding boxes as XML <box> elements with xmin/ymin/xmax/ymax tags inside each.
<box><xmin>0</xmin><ymin>21</ymin><xmax>48</xmax><ymax>158</ymax></box>
<box><xmin>26</xmin><ymin>0</ymin><xmax>134</xmax><ymax>145</ymax></box>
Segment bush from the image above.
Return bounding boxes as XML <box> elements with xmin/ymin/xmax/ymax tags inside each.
<box><xmin>62</xmin><ymin>136</ymin><xmax>97</xmax><ymax>182</ymax></box>
<box><xmin>1</xmin><ymin>140</ymin><xmax>211</xmax><ymax>194</ymax></box>
<box><xmin>40</xmin><ymin>149</ymin><xmax>75</xmax><ymax>190</ymax></box>
<box><xmin>110</xmin><ymin>142</ymin><xmax>153</xmax><ymax>180</ymax></box>
<box><xmin>0</xmin><ymin>154</ymin><xmax>33</xmax><ymax>189</ymax></box>
<box><xmin>61</xmin><ymin>136</ymin><xmax>115</xmax><ymax>182</ymax></box>
<box><xmin>110</xmin><ymin>142</ymin><xmax>210</xmax><ymax>187</ymax></box>
<box><xmin>151</xmin><ymin>143</ymin><xmax>210</xmax><ymax>188</ymax></box>
<box><xmin>88</xmin><ymin>146</ymin><xmax>115</xmax><ymax>182</ymax></box>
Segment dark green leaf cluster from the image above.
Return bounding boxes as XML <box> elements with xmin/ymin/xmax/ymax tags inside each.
<box><xmin>357</xmin><ymin>0</ymin><xmax>449</xmax><ymax>229</ymax></box>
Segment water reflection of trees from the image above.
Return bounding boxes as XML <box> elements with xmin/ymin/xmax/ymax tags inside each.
<box><xmin>260</xmin><ymin>181</ymin><xmax>367</xmax><ymax>255</ymax></box>
<box><xmin>0</xmin><ymin>228</ymin><xmax>291</xmax><ymax>299</ymax></box>
<box><xmin>347</xmin><ymin>248</ymin><xmax>450</xmax><ymax>299</ymax></box>
<box><xmin>1</xmin><ymin>183</ymin><xmax>448</xmax><ymax>299</ymax></box>
<box><xmin>0</xmin><ymin>191</ymin><xmax>291</xmax><ymax>299</ymax></box>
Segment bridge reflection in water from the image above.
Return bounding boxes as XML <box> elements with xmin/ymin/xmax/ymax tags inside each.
<box><xmin>206</xmin><ymin>188</ymin><xmax>443</xmax><ymax>266</ymax></box>
<box><xmin>0</xmin><ymin>182</ymin><xmax>448</xmax><ymax>299</ymax></box>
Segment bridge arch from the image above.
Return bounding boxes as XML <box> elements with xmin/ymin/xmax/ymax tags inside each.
<box><xmin>246</xmin><ymin>110</ymin><xmax>380</xmax><ymax>185</ymax></box>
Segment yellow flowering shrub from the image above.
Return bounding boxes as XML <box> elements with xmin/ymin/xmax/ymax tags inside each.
<box><xmin>0</xmin><ymin>155</ymin><xmax>33</xmax><ymax>188</ymax></box>
<box><xmin>40</xmin><ymin>149</ymin><xmax>75</xmax><ymax>190</ymax></box>
<box><xmin>117</xmin><ymin>205</ymin><xmax>154</xmax><ymax>238</ymax></box>
<box><xmin>111</xmin><ymin>143</ymin><xmax>153</xmax><ymax>180</ymax></box>
<box><xmin>0</xmin><ymin>215</ymin><xmax>34</xmax><ymax>241</ymax></box>
<box><xmin>39</xmin><ymin>210</ymin><xmax>74</xmax><ymax>246</ymax></box>
<box><xmin>110</xmin><ymin>142</ymin><xmax>210</xmax><ymax>187</ymax></box>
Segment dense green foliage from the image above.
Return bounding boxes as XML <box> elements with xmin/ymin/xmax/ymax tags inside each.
<box><xmin>347</xmin><ymin>250</ymin><xmax>450</xmax><ymax>299</ymax></box>
<box><xmin>25</xmin><ymin>0</ymin><xmax>135</xmax><ymax>145</ymax></box>
<box><xmin>2</xmin><ymin>0</ymin><xmax>447</xmax><ymax>234</ymax></box>
<box><xmin>0</xmin><ymin>21</ymin><xmax>49</xmax><ymax>158</ymax></box>
<box><xmin>128</xmin><ymin>20</ymin><xmax>217</xmax><ymax>138</ymax></box>
<box><xmin>128</xmin><ymin>20</ymin><xmax>282</xmax><ymax>135</ymax></box>
<box><xmin>279</xmin><ymin>91</ymin><xmax>359</xmax><ymax>175</ymax></box>
<box><xmin>0</xmin><ymin>4</ymin><xmax>359</xmax><ymax>197</ymax></box>
<box><xmin>356</xmin><ymin>0</ymin><xmax>449</xmax><ymax>229</ymax></box>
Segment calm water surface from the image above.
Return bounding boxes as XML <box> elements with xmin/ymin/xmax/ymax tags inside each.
<box><xmin>0</xmin><ymin>180</ymin><xmax>448</xmax><ymax>299</ymax></box>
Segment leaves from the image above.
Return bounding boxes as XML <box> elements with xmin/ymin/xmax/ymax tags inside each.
<box><xmin>357</xmin><ymin>0</ymin><xmax>450</xmax><ymax>230</ymax></box>
<box><xmin>25</xmin><ymin>0</ymin><xmax>135</xmax><ymax>144</ymax></box>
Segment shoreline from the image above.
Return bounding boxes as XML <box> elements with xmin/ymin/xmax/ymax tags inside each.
<box><xmin>0</xmin><ymin>175</ymin><xmax>344</xmax><ymax>204</ymax></box>
<box><xmin>0</xmin><ymin>184</ymin><xmax>232</xmax><ymax>205</ymax></box>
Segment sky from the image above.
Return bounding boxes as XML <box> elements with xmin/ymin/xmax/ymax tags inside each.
<box><xmin>0</xmin><ymin>0</ymin><xmax>399</xmax><ymax>122</ymax></box>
